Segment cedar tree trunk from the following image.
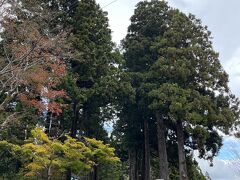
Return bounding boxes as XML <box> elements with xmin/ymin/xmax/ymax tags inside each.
<box><xmin>176</xmin><ymin>120</ymin><xmax>189</xmax><ymax>180</ymax></box>
<box><xmin>156</xmin><ymin>112</ymin><xmax>169</xmax><ymax>180</ymax></box>
<box><xmin>129</xmin><ymin>149</ymin><xmax>137</xmax><ymax>180</ymax></box>
<box><xmin>144</xmin><ymin>119</ymin><xmax>150</xmax><ymax>180</ymax></box>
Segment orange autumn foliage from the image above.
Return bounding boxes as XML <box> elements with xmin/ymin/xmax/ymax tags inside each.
<box><xmin>2</xmin><ymin>18</ymin><xmax>68</xmax><ymax>115</ymax></box>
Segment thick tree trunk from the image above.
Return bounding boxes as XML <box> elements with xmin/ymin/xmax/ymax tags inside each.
<box><xmin>156</xmin><ymin>112</ymin><xmax>169</xmax><ymax>180</ymax></box>
<box><xmin>129</xmin><ymin>149</ymin><xmax>137</xmax><ymax>180</ymax></box>
<box><xmin>68</xmin><ymin>101</ymin><xmax>78</xmax><ymax>179</ymax></box>
<box><xmin>66</xmin><ymin>170</ymin><xmax>71</xmax><ymax>180</ymax></box>
<box><xmin>70</xmin><ymin>100</ymin><xmax>78</xmax><ymax>138</ymax></box>
<box><xmin>82</xmin><ymin>103</ymin><xmax>89</xmax><ymax>136</ymax></box>
<box><xmin>176</xmin><ymin>120</ymin><xmax>189</xmax><ymax>180</ymax></box>
<box><xmin>144</xmin><ymin>119</ymin><xmax>150</xmax><ymax>180</ymax></box>
<box><xmin>93</xmin><ymin>165</ymin><xmax>99</xmax><ymax>180</ymax></box>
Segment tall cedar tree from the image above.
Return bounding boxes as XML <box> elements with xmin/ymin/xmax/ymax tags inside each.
<box><xmin>64</xmin><ymin>0</ymin><xmax>120</xmax><ymax>140</ymax></box>
<box><xmin>62</xmin><ymin>1</ymin><xmax>121</xmax><ymax>178</ymax></box>
<box><xmin>147</xmin><ymin>6</ymin><xmax>239</xmax><ymax>180</ymax></box>
<box><xmin>123</xmin><ymin>1</ymin><xmax>239</xmax><ymax>180</ymax></box>
<box><xmin>122</xmin><ymin>1</ymin><xmax>171</xmax><ymax>179</ymax></box>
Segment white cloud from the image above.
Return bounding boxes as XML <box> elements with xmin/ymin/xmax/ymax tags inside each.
<box><xmin>198</xmin><ymin>158</ymin><xmax>240</xmax><ymax>180</ymax></box>
<box><xmin>168</xmin><ymin>0</ymin><xmax>208</xmax><ymax>12</ymax></box>
<box><xmin>223</xmin><ymin>47</ymin><xmax>240</xmax><ymax>96</ymax></box>
<box><xmin>168</xmin><ymin>0</ymin><xmax>240</xmax><ymax>62</ymax></box>
<box><xmin>97</xmin><ymin>0</ymin><xmax>140</xmax><ymax>44</ymax></box>
<box><xmin>196</xmin><ymin>136</ymin><xmax>240</xmax><ymax>180</ymax></box>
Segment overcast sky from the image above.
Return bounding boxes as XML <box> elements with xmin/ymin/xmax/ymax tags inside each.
<box><xmin>96</xmin><ymin>0</ymin><xmax>240</xmax><ymax>179</ymax></box>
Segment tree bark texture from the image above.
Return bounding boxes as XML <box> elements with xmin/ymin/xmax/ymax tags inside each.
<box><xmin>93</xmin><ymin>165</ymin><xmax>99</xmax><ymax>180</ymax></box>
<box><xmin>176</xmin><ymin>120</ymin><xmax>189</xmax><ymax>180</ymax></box>
<box><xmin>129</xmin><ymin>149</ymin><xmax>137</xmax><ymax>180</ymax></box>
<box><xmin>144</xmin><ymin>119</ymin><xmax>150</xmax><ymax>180</ymax></box>
<box><xmin>70</xmin><ymin>100</ymin><xmax>78</xmax><ymax>138</ymax></box>
<box><xmin>156</xmin><ymin>112</ymin><xmax>169</xmax><ymax>180</ymax></box>
<box><xmin>66</xmin><ymin>169</ymin><xmax>71</xmax><ymax>180</ymax></box>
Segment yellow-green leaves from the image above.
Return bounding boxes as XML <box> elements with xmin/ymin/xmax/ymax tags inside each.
<box><xmin>85</xmin><ymin>137</ymin><xmax>120</xmax><ymax>164</ymax></box>
<box><xmin>19</xmin><ymin>128</ymin><xmax>119</xmax><ymax>178</ymax></box>
<box><xmin>31</xmin><ymin>127</ymin><xmax>51</xmax><ymax>144</ymax></box>
<box><xmin>0</xmin><ymin>128</ymin><xmax>119</xmax><ymax>179</ymax></box>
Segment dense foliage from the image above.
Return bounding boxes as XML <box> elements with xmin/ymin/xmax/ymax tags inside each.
<box><xmin>0</xmin><ymin>0</ymin><xmax>238</xmax><ymax>180</ymax></box>
<box><xmin>0</xmin><ymin>128</ymin><xmax>119</xmax><ymax>179</ymax></box>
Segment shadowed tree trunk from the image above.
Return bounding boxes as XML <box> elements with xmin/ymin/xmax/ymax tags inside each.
<box><xmin>156</xmin><ymin>112</ymin><xmax>169</xmax><ymax>180</ymax></box>
<box><xmin>177</xmin><ymin>120</ymin><xmax>189</xmax><ymax>180</ymax></box>
<box><xmin>66</xmin><ymin>170</ymin><xmax>71</xmax><ymax>180</ymax></box>
<box><xmin>93</xmin><ymin>164</ymin><xmax>99</xmax><ymax>180</ymax></box>
<box><xmin>70</xmin><ymin>100</ymin><xmax>78</xmax><ymax>138</ymax></box>
<box><xmin>144</xmin><ymin>119</ymin><xmax>150</xmax><ymax>180</ymax></box>
<box><xmin>68</xmin><ymin>100</ymin><xmax>79</xmax><ymax>179</ymax></box>
<box><xmin>129</xmin><ymin>149</ymin><xmax>137</xmax><ymax>180</ymax></box>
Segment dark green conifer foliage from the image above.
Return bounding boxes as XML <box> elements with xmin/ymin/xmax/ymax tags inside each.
<box><xmin>60</xmin><ymin>1</ymin><xmax>122</xmax><ymax>178</ymax></box>
<box><xmin>122</xmin><ymin>1</ymin><xmax>239</xmax><ymax>180</ymax></box>
<box><xmin>64</xmin><ymin>0</ymin><xmax>121</xmax><ymax>140</ymax></box>
<box><xmin>147</xmin><ymin>8</ymin><xmax>239</xmax><ymax>180</ymax></box>
<box><xmin>122</xmin><ymin>1</ymin><xmax>172</xmax><ymax>179</ymax></box>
